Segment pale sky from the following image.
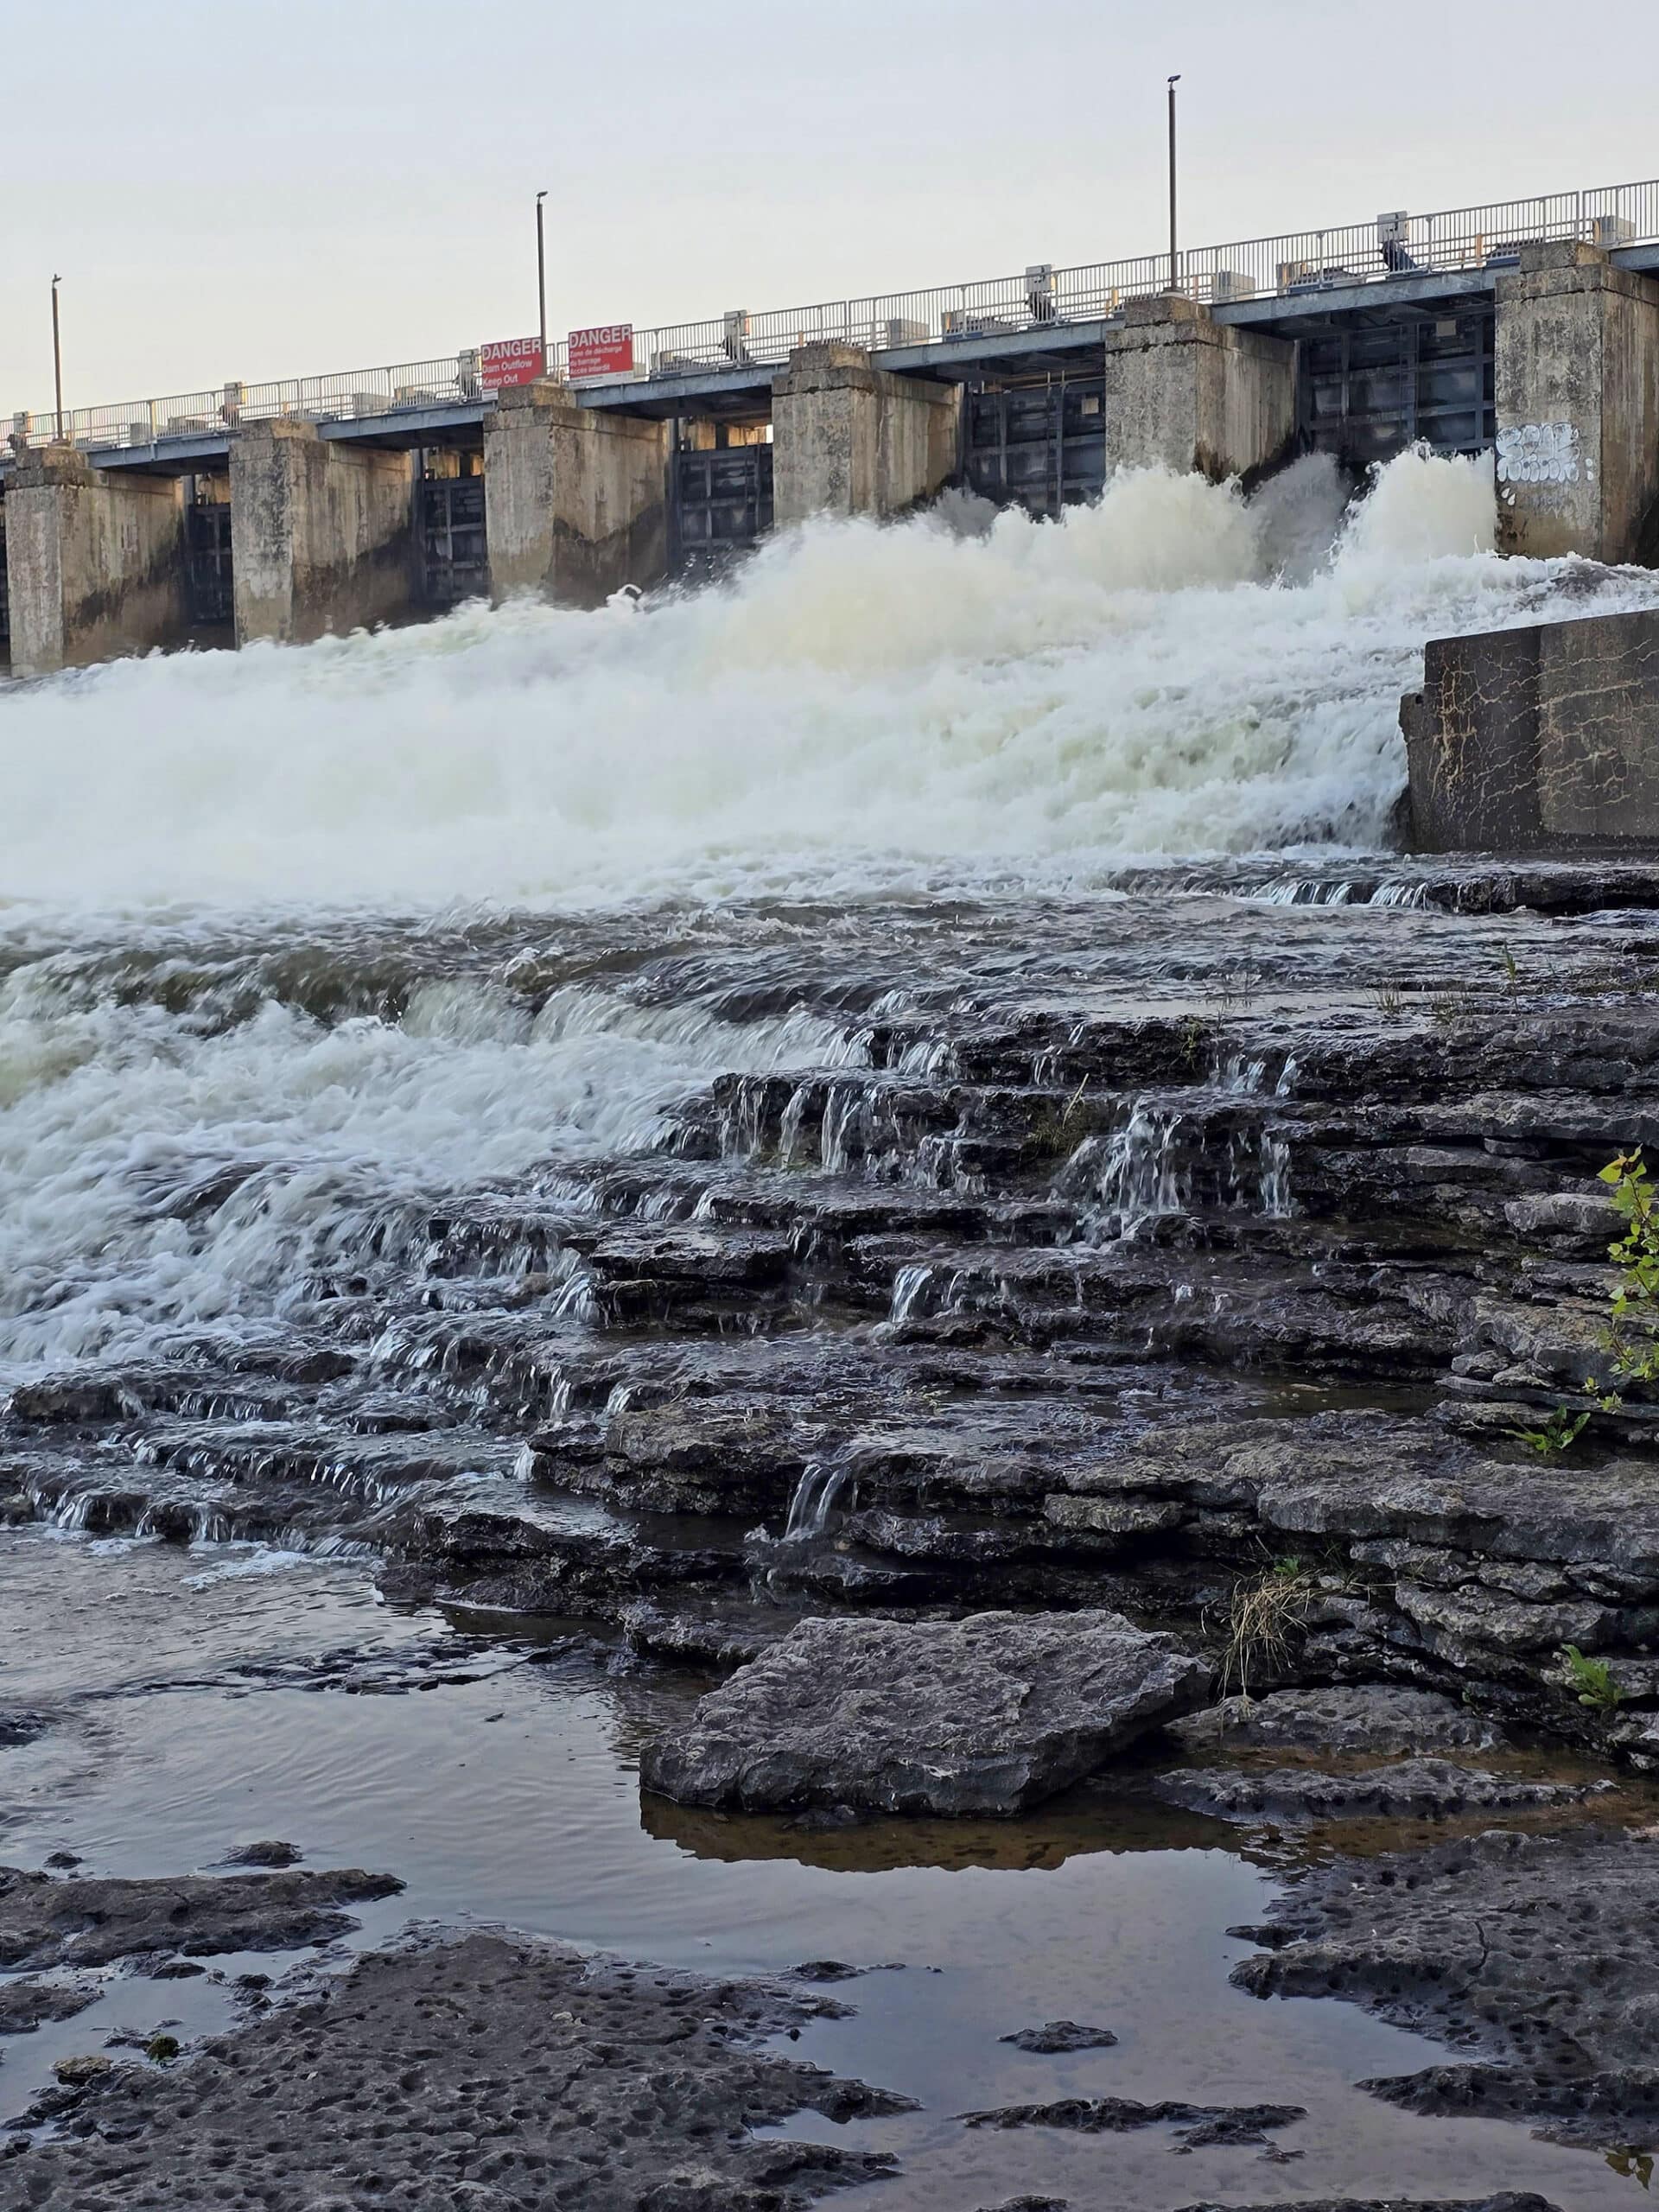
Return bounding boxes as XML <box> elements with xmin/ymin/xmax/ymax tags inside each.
<box><xmin>6</xmin><ymin>0</ymin><xmax>1658</xmax><ymax>416</ymax></box>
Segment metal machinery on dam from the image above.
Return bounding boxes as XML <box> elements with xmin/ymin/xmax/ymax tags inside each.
<box><xmin>4</xmin><ymin>175</ymin><xmax>1659</xmax><ymax>671</ymax></box>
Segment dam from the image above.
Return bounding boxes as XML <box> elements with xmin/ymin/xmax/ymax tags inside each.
<box><xmin>3</xmin><ymin>173</ymin><xmax>1659</xmax><ymax>676</ymax></box>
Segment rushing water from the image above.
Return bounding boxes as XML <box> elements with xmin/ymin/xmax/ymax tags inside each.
<box><xmin>5</xmin><ymin>449</ymin><xmax>1659</xmax><ymax>2208</ymax></box>
<box><xmin>3</xmin><ymin>447</ymin><xmax>1655</xmax><ymax>918</ymax></box>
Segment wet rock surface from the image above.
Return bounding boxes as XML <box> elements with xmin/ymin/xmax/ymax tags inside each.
<box><xmin>1153</xmin><ymin>1758</ymin><xmax>1605</xmax><ymax>1825</ymax></box>
<box><xmin>1000</xmin><ymin>2019</ymin><xmax>1120</xmax><ymax>2053</ymax></box>
<box><xmin>640</xmin><ymin>1610</ymin><xmax>1213</xmax><ymax>1815</ymax></box>
<box><xmin>0</xmin><ymin>1979</ymin><xmax>98</xmax><ymax>2034</ymax></box>
<box><xmin>1168</xmin><ymin>1685</ymin><xmax>1500</xmax><ymax>1758</ymax></box>
<box><xmin>3</xmin><ymin>1929</ymin><xmax>909</xmax><ymax>2210</ymax></box>
<box><xmin>0</xmin><ymin>1863</ymin><xmax>403</xmax><ymax>1970</ymax></box>
<box><xmin>8</xmin><ymin>880</ymin><xmax>1659</xmax><ymax>2202</ymax></box>
<box><xmin>1169</xmin><ymin>2202</ymin><xmax>1561</xmax><ymax>2212</ymax></box>
<box><xmin>1235</xmin><ymin>1826</ymin><xmax>1659</xmax><ymax>2143</ymax></box>
<box><xmin>4</xmin><ymin>876</ymin><xmax>1659</xmax><ymax>1757</ymax></box>
<box><xmin>960</xmin><ymin>2095</ymin><xmax>1306</xmax><ymax>2153</ymax></box>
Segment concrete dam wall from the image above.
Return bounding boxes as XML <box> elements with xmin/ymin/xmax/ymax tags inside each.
<box><xmin>1404</xmin><ymin>603</ymin><xmax>1659</xmax><ymax>851</ymax></box>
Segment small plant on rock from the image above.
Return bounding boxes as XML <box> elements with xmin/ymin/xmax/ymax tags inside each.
<box><xmin>1506</xmin><ymin>1407</ymin><xmax>1591</xmax><ymax>1457</ymax></box>
<box><xmin>1599</xmin><ymin>1151</ymin><xmax>1659</xmax><ymax>1391</ymax></box>
<box><xmin>1558</xmin><ymin>1643</ymin><xmax>1624</xmax><ymax>1712</ymax></box>
<box><xmin>1503</xmin><ymin>1151</ymin><xmax>1659</xmax><ymax>1458</ymax></box>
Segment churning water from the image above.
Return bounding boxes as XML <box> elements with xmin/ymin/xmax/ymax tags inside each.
<box><xmin>0</xmin><ymin>446</ymin><xmax>1655</xmax><ymax>1381</ymax></box>
<box><xmin>4</xmin><ymin>446</ymin><xmax>1656</xmax><ymax>918</ymax></box>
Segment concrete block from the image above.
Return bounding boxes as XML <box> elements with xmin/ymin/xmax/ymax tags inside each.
<box><xmin>1495</xmin><ymin>243</ymin><xmax>1659</xmax><ymax>563</ymax></box>
<box><xmin>772</xmin><ymin>343</ymin><xmax>959</xmax><ymax>526</ymax></box>
<box><xmin>1402</xmin><ymin>626</ymin><xmax>1542</xmax><ymax>850</ymax></box>
<box><xmin>1403</xmin><ymin>606</ymin><xmax>1659</xmax><ymax>851</ymax></box>
<box><xmin>482</xmin><ymin>382</ymin><xmax>669</xmax><ymax>607</ymax></box>
<box><xmin>1101</xmin><ymin>298</ymin><xmax>1295</xmax><ymax>481</ymax></box>
<box><xmin>4</xmin><ymin>443</ymin><xmax>189</xmax><ymax>678</ymax></box>
<box><xmin>230</xmin><ymin>419</ymin><xmax>417</xmax><ymax>646</ymax></box>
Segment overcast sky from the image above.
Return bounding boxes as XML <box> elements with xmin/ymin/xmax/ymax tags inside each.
<box><xmin>6</xmin><ymin>0</ymin><xmax>1658</xmax><ymax>413</ymax></box>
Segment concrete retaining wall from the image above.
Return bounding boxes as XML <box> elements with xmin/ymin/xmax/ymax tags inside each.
<box><xmin>772</xmin><ymin>344</ymin><xmax>960</xmax><ymax>526</ymax></box>
<box><xmin>1403</xmin><ymin>605</ymin><xmax>1659</xmax><ymax>850</ymax></box>
<box><xmin>1495</xmin><ymin>241</ymin><xmax>1659</xmax><ymax>564</ymax></box>
<box><xmin>483</xmin><ymin>385</ymin><xmax>669</xmax><ymax>607</ymax></box>
<box><xmin>1102</xmin><ymin>296</ymin><xmax>1296</xmax><ymax>481</ymax></box>
<box><xmin>3</xmin><ymin>447</ymin><xmax>189</xmax><ymax>678</ymax></box>
<box><xmin>231</xmin><ymin>420</ymin><xmax>417</xmax><ymax>646</ymax></box>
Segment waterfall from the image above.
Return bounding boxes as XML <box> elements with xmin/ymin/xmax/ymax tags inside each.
<box><xmin>781</xmin><ymin>1457</ymin><xmax>855</xmax><ymax>1542</ymax></box>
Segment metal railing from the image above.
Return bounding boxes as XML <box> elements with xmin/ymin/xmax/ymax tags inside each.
<box><xmin>7</xmin><ymin>175</ymin><xmax>1659</xmax><ymax>462</ymax></box>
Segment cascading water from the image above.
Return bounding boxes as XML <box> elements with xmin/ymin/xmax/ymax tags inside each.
<box><xmin>780</xmin><ymin>1457</ymin><xmax>857</xmax><ymax>1542</ymax></box>
<box><xmin>1</xmin><ymin>445</ymin><xmax>1654</xmax><ymax>1386</ymax></box>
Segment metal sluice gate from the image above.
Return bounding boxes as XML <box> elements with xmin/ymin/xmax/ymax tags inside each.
<box><xmin>1296</xmin><ymin>308</ymin><xmax>1495</xmax><ymax>465</ymax></box>
<box><xmin>421</xmin><ymin>474</ymin><xmax>487</xmax><ymax>607</ymax></box>
<box><xmin>962</xmin><ymin>377</ymin><xmax>1109</xmax><ymax>516</ymax></box>
<box><xmin>185</xmin><ymin>497</ymin><xmax>234</xmax><ymax>629</ymax></box>
<box><xmin>670</xmin><ymin>445</ymin><xmax>775</xmax><ymax>578</ymax></box>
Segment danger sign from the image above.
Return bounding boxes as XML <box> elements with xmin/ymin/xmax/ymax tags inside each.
<box><xmin>480</xmin><ymin>337</ymin><xmax>544</xmax><ymax>392</ymax></box>
<box><xmin>568</xmin><ymin>325</ymin><xmax>635</xmax><ymax>380</ymax></box>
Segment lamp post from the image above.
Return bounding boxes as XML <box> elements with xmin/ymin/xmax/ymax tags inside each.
<box><xmin>536</xmin><ymin>190</ymin><xmax>548</xmax><ymax>374</ymax></box>
<box><xmin>1166</xmin><ymin>77</ymin><xmax>1180</xmax><ymax>296</ymax></box>
<box><xmin>51</xmin><ymin>273</ymin><xmax>66</xmax><ymax>440</ymax></box>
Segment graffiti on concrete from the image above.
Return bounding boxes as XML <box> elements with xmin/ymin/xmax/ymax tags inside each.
<box><xmin>1496</xmin><ymin>421</ymin><xmax>1584</xmax><ymax>486</ymax></box>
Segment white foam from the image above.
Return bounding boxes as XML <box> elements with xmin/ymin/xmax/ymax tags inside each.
<box><xmin>3</xmin><ymin>448</ymin><xmax>1653</xmax><ymax>918</ymax></box>
<box><xmin>0</xmin><ymin>976</ymin><xmax>858</xmax><ymax>1367</ymax></box>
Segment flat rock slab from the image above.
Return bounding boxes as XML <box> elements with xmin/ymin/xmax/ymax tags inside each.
<box><xmin>0</xmin><ymin>1975</ymin><xmax>99</xmax><ymax>2033</ymax></box>
<box><xmin>1169</xmin><ymin>1684</ymin><xmax>1500</xmax><ymax>1758</ymax></box>
<box><xmin>1172</xmin><ymin>2201</ymin><xmax>1561</xmax><ymax>2212</ymax></box>
<box><xmin>0</xmin><ymin>1863</ymin><xmax>402</xmax><ymax>1970</ymax></box>
<box><xmin>1235</xmin><ymin>1827</ymin><xmax>1659</xmax><ymax>2140</ymax></box>
<box><xmin>1001</xmin><ymin>2019</ymin><xmax>1119</xmax><ymax>2053</ymax></box>
<box><xmin>640</xmin><ymin>1610</ymin><xmax>1213</xmax><ymax>1816</ymax></box>
<box><xmin>8</xmin><ymin>1929</ymin><xmax>910</xmax><ymax>2209</ymax></box>
<box><xmin>1358</xmin><ymin>2062</ymin><xmax>1659</xmax><ymax>2148</ymax></box>
<box><xmin>960</xmin><ymin>2096</ymin><xmax>1304</xmax><ymax>2152</ymax></box>
<box><xmin>1154</xmin><ymin>1758</ymin><xmax>1603</xmax><ymax>1825</ymax></box>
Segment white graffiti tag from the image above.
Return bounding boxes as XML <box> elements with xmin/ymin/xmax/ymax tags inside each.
<box><xmin>1496</xmin><ymin>421</ymin><xmax>1582</xmax><ymax>486</ymax></box>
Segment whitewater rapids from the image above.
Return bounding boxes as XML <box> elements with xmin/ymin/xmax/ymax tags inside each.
<box><xmin>4</xmin><ymin>446</ymin><xmax>1656</xmax><ymax>918</ymax></box>
<box><xmin>3</xmin><ymin>444</ymin><xmax>1658</xmax><ymax>1374</ymax></box>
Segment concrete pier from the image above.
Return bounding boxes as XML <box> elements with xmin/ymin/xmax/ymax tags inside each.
<box><xmin>230</xmin><ymin>419</ymin><xmax>417</xmax><ymax>646</ymax></box>
<box><xmin>3</xmin><ymin>446</ymin><xmax>188</xmax><ymax>678</ymax></box>
<box><xmin>1100</xmin><ymin>296</ymin><xmax>1297</xmax><ymax>481</ymax></box>
<box><xmin>1494</xmin><ymin>242</ymin><xmax>1659</xmax><ymax>563</ymax></box>
<box><xmin>482</xmin><ymin>383</ymin><xmax>669</xmax><ymax>607</ymax></box>
<box><xmin>772</xmin><ymin>344</ymin><xmax>959</xmax><ymax>526</ymax></box>
<box><xmin>1402</xmin><ymin>605</ymin><xmax>1659</xmax><ymax>850</ymax></box>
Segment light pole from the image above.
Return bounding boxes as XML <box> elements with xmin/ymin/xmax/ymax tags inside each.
<box><xmin>536</xmin><ymin>190</ymin><xmax>548</xmax><ymax>374</ymax></box>
<box><xmin>1166</xmin><ymin>77</ymin><xmax>1180</xmax><ymax>296</ymax></box>
<box><xmin>51</xmin><ymin>273</ymin><xmax>66</xmax><ymax>440</ymax></box>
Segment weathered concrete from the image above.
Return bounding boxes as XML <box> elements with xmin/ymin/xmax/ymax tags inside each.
<box><xmin>1495</xmin><ymin>241</ymin><xmax>1659</xmax><ymax>563</ymax></box>
<box><xmin>772</xmin><ymin>343</ymin><xmax>960</xmax><ymax>526</ymax></box>
<box><xmin>1402</xmin><ymin>605</ymin><xmax>1659</xmax><ymax>850</ymax></box>
<box><xmin>3</xmin><ymin>445</ymin><xmax>189</xmax><ymax>677</ymax></box>
<box><xmin>483</xmin><ymin>380</ymin><xmax>669</xmax><ymax>607</ymax></box>
<box><xmin>230</xmin><ymin>418</ymin><xmax>417</xmax><ymax>646</ymax></box>
<box><xmin>1100</xmin><ymin>295</ymin><xmax>1296</xmax><ymax>481</ymax></box>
